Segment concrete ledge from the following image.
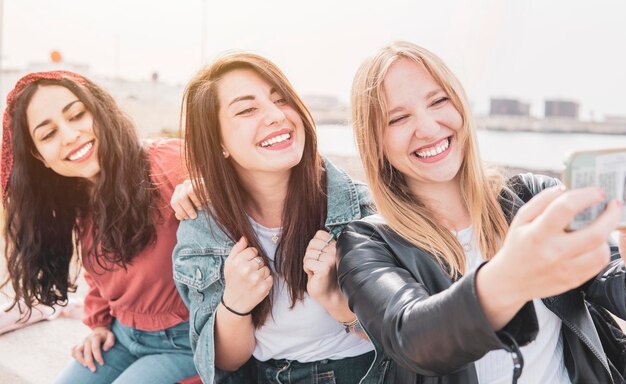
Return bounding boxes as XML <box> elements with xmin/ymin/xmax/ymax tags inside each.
<box><xmin>0</xmin><ymin>317</ymin><xmax>89</xmax><ymax>383</ymax></box>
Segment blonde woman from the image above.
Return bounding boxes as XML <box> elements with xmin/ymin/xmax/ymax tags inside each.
<box><xmin>337</xmin><ymin>41</ymin><xmax>626</xmax><ymax>383</ymax></box>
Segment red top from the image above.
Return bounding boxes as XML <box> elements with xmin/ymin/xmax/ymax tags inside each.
<box><xmin>81</xmin><ymin>138</ymin><xmax>189</xmax><ymax>331</ymax></box>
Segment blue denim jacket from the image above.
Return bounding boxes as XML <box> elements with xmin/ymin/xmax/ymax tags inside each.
<box><xmin>172</xmin><ymin>157</ymin><xmax>376</xmax><ymax>383</ymax></box>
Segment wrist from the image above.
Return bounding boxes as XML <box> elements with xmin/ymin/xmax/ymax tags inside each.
<box><xmin>319</xmin><ymin>291</ymin><xmax>355</xmax><ymax>323</ymax></box>
<box><xmin>341</xmin><ymin>317</ymin><xmax>364</xmax><ymax>334</ymax></box>
<box><xmin>475</xmin><ymin>258</ymin><xmax>527</xmax><ymax>330</ymax></box>
<box><xmin>220</xmin><ymin>296</ymin><xmax>253</xmax><ymax>317</ymax></box>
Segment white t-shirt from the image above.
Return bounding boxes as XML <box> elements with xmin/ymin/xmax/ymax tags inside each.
<box><xmin>457</xmin><ymin>227</ymin><xmax>571</xmax><ymax>384</ymax></box>
<box><xmin>250</xmin><ymin>219</ymin><xmax>373</xmax><ymax>362</ymax></box>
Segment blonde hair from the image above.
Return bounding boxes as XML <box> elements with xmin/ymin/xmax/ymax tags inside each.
<box><xmin>351</xmin><ymin>41</ymin><xmax>508</xmax><ymax>276</ymax></box>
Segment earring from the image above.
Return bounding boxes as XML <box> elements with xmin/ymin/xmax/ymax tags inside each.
<box><xmin>222</xmin><ymin>150</ymin><xmax>228</xmax><ymax>158</ymax></box>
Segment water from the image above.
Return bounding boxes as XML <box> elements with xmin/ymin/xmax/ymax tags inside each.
<box><xmin>317</xmin><ymin>124</ymin><xmax>626</xmax><ymax>171</ymax></box>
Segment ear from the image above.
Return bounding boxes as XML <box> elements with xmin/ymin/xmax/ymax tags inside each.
<box><xmin>31</xmin><ymin>149</ymin><xmax>50</xmax><ymax>168</ymax></box>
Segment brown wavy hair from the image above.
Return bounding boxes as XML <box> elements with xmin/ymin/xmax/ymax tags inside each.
<box><xmin>2</xmin><ymin>75</ymin><xmax>158</xmax><ymax>319</ymax></box>
<box><xmin>182</xmin><ymin>52</ymin><xmax>326</xmax><ymax>327</ymax></box>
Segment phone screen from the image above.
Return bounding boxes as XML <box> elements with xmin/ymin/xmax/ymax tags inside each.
<box><xmin>562</xmin><ymin>148</ymin><xmax>626</xmax><ymax>230</ymax></box>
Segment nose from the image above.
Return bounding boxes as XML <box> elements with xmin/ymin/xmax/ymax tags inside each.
<box><xmin>58</xmin><ymin>122</ymin><xmax>81</xmax><ymax>146</ymax></box>
<box><xmin>413</xmin><ymin>112</ymin><xmax>440</xmax><ymax>140</ymax></box>
<box><xmin>263</xmin><ymin>101</ymin><xmax>286</xmax><ymax>127</ymax></box>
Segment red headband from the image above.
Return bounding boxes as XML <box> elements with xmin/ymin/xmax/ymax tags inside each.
<box><xmin>1</xmin><ymin>70</ymin><xmax>86</xmax><ymax>205</ymax></box>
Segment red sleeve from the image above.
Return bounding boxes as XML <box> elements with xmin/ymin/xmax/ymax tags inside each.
<box><xmin>82</xmin><ymin>270</ymin><xmax>113</xmax><ymax>329</ymax></box>
<box><xmin>146</xmin><ymin>138</ymin><xmax>188</xmax><ymax>191</ymax></box>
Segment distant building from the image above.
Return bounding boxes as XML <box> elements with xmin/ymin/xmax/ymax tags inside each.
<box><xmin>545</xmin><ymin>100</ymin><xmax>579</xmax><ymax>119</ymax></box>
<box><xmin>489</xmin><ymin>98</ymin><xmax>530</xmax><ymax>116</ymax></box>
<box><xmin>605</xmin><ymin>115</ymin><xmax>626</xmax><ymax>124</ymax></box>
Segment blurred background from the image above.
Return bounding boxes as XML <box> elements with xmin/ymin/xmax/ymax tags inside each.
<box><xmin>1</xmin><ymin>1</ymin><xmax>626</xmax><ymax>382</ymax></box>
<box><xmin>2</xmin><ymin>0</ymin><xmax>626</xmax><ymax>174</ymax></box>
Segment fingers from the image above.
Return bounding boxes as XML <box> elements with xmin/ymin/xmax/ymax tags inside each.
<box><xmin>562</xmin><ymin>200</ymin><xmax>622</xmax><ymax>255</ymax></box>
<box><xmin>557</xmin><ymin>243</ymin><xmax>611</xmax><ymax>289</ymax></box>
<box><xmin>71</xmin><ymin>344</ymin><xmax>87</xmax><ymax>368</ymax></box>
<box><xmin>312</xmin><ymin>230</ymin><xmax>333</xmax><ymax>242</ymax></box>
<box><xmin>102</xmin><ymin>332</ymin><xmax>115</xmax><ymax>352</ymax></box>
<box><xmin>537</xmin><ymin>187</ymin><xmax>606</xmax><ymax>231</ymax></box>
<box><xmin>176</xmin><ymin>197</ymin><xmax>199</xmax><ymax>221</ymax></box>
<box><xmin>171</xmin><ymin>180</ymin><xmax>201</xmax><ymax>220</ymax></box>
<box><xmin>303</xmin><ymin>246</ymin><xmax>337</xmax><ymax>276</ymax></box>
<box><xmin>91</xmin><ymin>336</ymin><xmax>105</xmax><ymax>367</ymax></box>
<box><xmin>512</xmin><ymin>185</ymin><xmax>565</xmax><ymax>225</ymax></box>
<box><xmin>249</xmin><ymin>256</ymin><xmax>265</xmax><ymax>269</ymax></box>
<box><xmin>187</xmin><ymin>181</ymin><xmax>203</xmax><ymax>208</ymax></box>
<box><xmin>229</xmin><ymin>236</ymin><xmax>248</xmax><ymax>258</ymax></box>
<box><xmin>260</xmin><ymin>266</ymin><xmax>271</xmax><ymax>280</ymax></box>
<box><xmin>83</xmin><ymin>338</ymin><xmax>97</xmax><ymax>372</ymax></box>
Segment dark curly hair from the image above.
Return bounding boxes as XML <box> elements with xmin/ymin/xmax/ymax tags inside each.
<box><xmin>2</xmin><ymin>75</ymin><xmax>158</xmax><ymax>319</ymax></box>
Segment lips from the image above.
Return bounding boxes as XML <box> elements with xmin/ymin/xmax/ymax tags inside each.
<box><xmin>66</xmin><ymin>140</ymin><xmax>95</xmax><ymax>161</ymax></box>
<box><xmin>413</xmin><ymin>137</ymin><xmax>450</xmax><ymax>159</ymax></box>
<box><xmin>258</xmin><ymin>128</ymin><xmax>293</xmax><ymax>148</ymax></box>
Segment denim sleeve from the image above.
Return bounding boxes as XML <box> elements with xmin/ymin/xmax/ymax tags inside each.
<box><xmin>172</xmin><ymin>212</ymin><xmax>227</xmax><ymax>383</ymax></box>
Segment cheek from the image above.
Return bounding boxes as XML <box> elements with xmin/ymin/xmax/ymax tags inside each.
<box><xmin>382</xmin><ymin>129</ymin><xmax>405</xmax><ymax>158</ymax></box>
<box><xmin>32</xmin><ymin>144</ymin><xmax>55</xmax><ymax>167</ymax></box>
<box><xmin>446</xmin><ymin>108</ymin><xmax>464</xmax><ymax>132</ymax></box>
<box><xmin>218</xmin><ymin>120</ymin><xmax>238</xmax><ymax>148</ymax></box>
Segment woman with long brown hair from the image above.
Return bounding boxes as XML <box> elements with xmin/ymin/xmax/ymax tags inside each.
<box><xmin>1</xmin><ymin>71</ymin><xmax>197</xmax><ymax>383</ymax></box>
<box><xmin>337</xmin><ymin>41</ymin><xmax>626</xmax><ymax>383</ymax></box>
<box><xmin>172</xmin><ymin>52</ymin><xmax>385</xmax><ymax>383</ymax></box>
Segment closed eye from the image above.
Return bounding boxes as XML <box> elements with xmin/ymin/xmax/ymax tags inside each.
<box><xmin>431</xmin><ymin>97</ymin><xmax>449</xmax><ymax>107</ymax></box>
<box><xmin>389</xmin><ymin>115</ymin><xmax>409</xmax><ymax>125</ymax></box>
<box><xmin>274</xmin><ymin>97</ymin><xmax>287</xmax><ymax>105</ymax></box>
<box><xmin>70</xmin><ymin>111</ymin><xmax>85</xmax><ymax>121</ymax></box>
<box><xmin>41</xmin><ymin>129</ymin><xmax>56</xmax><ymax>141</ymax></box>
<box><xmin>236</xmin><ymin>107</ymin><xmax>257</xmax><ymax>116</ymax></box>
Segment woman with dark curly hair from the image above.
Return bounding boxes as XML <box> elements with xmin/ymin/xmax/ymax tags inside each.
<box><xmin>1</xmin><ymin>71</ymin><xmax>197</xmax><ymax>383</ymax></box>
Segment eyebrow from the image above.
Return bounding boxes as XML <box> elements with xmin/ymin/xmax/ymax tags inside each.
<box><xmin>387</xmin><ymin>88</ymin><xmax>444</xmax><ymax>115</ymax></box>
<box><xmin>33</xmin><ymin>100</ymin><xmax>82</xmax><ymax>133</ymax></box>
<box><xmin>227</xmin><ymin>87</ymin><xmax>278</xmax><ymax>108</ymax></box>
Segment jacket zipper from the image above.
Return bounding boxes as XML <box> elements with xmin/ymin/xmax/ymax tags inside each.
<box><xmin>559</xmin><ymin>316</ymin><xmax>613</xmax><ymax>383</ymax></box>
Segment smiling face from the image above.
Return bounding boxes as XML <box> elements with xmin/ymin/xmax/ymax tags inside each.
<box><xmin>217</xmin><ymin>68</ymin><xmax>305</xmax><ymax>181</ymax></box>
<box><xmin>26</xmin><ymin>85</ymin><xmax>100</xmax><ymax>181</ymax></box>
<box><xmin>382</xmin><ymin>59</ymin><xmax>464</xmax><ymax>196</ymax></box>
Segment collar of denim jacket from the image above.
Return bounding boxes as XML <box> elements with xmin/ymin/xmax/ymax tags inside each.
<box><xmin>322</xmin><ymin>156</ymin><xmax>364</xmax><ymax>232</ymax></box>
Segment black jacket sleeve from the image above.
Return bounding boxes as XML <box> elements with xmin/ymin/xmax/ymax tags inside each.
<box><xmin>337</xmin><ymin>220</ymin><xmax>536</xmax><ymax>375</ymax></box>
<box><xmin>585</xmin><ymin>253</ymin><xmax>626</xmax><ymax>319</ymax></box>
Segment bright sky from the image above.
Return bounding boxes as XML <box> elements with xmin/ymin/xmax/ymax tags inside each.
<box><xmin>3</xmin><ymin>0</ymin><xmax>625</xmax><ymax>118</ymax></box>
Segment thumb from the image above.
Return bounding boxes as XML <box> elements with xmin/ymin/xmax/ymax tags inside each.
<box><xmin>103</xmin><ymin>332</ymin><xmax>115</xmax><ymax>351</ymax></box>
<box><xmin>230</xmin><ymin>236</ymin><xmax>248</xmax><ymax>257</ymax></box>
<box><xmin>512</xmin><ymin>185</ymin><xmax>565</xmax><ymax>225</ymax></box>
<box><xmin>303</xmin><ymin>260</ymin><xmax>314</xmax><ymax>277</ymax></box>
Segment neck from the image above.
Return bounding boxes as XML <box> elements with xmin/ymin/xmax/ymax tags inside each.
<box><xmin>409</xmin><ymin>176</ymin><xmax>471</xmax><ymax>231</ymax></box>
<box><xmin>240</xmin><ymin>169</ymin><xmax>290</xmax><ymax>228</ymax></box>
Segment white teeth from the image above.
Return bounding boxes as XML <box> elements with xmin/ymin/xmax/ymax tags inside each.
<box><xmin>260</xmin><ymin>133</ymin><xmax>291</xmax><ymax>148</ymax></box>
<box><xmin>68</xmin><ymin>141</ymin><xmax>93</xmax><ymax>161</ymax></box>
<box><xmin>415</xmin><ymin>138</ymin><xmax>450</xmax><ymax>159</ymax></box>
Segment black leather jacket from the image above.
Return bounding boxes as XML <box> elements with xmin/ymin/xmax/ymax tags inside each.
<box><xmin>337</xmin><ymin>174</ymin><xmax>626</xmax><ymax>384</ymax></box>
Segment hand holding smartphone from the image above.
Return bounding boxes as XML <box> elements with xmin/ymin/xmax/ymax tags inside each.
<box><xmin>562</xmin><ymin>148</ymin><xmax>626</xmax><ymax>230</ymax></box>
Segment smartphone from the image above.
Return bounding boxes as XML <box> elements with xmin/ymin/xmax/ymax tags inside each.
<box><xmin>562</xmin><ymin>147</ymin><xmax>626</xmax><ymax>230</ymax></box>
